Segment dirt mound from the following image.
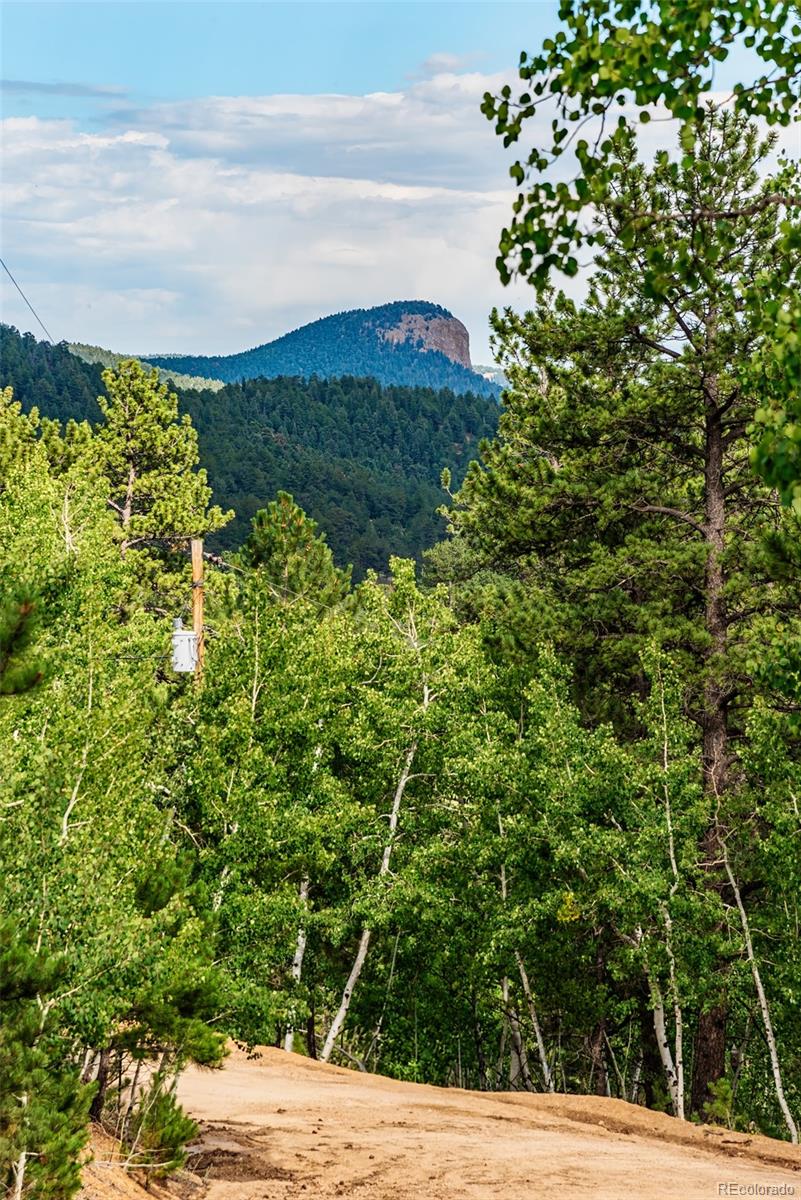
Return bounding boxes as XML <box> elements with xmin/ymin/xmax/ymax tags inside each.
<box><xmin>78</xmin><ymin>1127</ymin><xmax>206</xmax><ymax>1200</ymax></box>
<box><xmin>175</xmin><ymin>1046</ymin><xmax>801</xmax><ymax>1200</ymax></box>
<box><xmin>78</xmin><ymin>1130</ymin><xmax>165</xmax><ymax>1200</ymax></box>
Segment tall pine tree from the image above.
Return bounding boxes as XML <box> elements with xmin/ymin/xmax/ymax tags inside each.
<box><xmin>95</xmin><ymin>360</ymin><xmax>231</xmax><ymax>552</ymax></box>
<box><xmin>242</xmin><ymin>492</ymin><xmax>351</xmax><ymax>609</ymax></box>
<box><xmin>444</xmin><ymin>111</ymin><xmax>801</xmax><ymax>1113</ymax></box>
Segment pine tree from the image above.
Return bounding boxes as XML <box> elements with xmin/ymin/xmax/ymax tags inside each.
<box><xmin>242</xmin><ymin>492</ymin><xmax>351</xmax><ymax>608</ymax></box>
<box><xmin>95</xmin><ymin>360</ymin><xmax>231</xmax><ymax>552</ymax></box>
<box><xmin>444</xmin><ymin>111</ymin><xmax>801</xmax><ymax>1113</ymax></box>
<box><xmin>0</xmin><ymin>921</ymin><xmax>93</xmax><ymax>1200</ymax></box>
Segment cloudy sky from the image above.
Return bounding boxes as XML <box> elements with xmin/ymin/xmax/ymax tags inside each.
<box><xmin>1</xmin><ymin>2</ymin><xmax>794</xmax><ymax>363</ymax></box>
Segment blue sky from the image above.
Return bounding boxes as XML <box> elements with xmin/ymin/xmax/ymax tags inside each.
<box><xmin>2</xmin><ymin>1</ymin><xmax>566</xmax><ymax>358</ymax></box>
<box><xmin>2</xmin><ymin>3</ymin><xmax>560</xmax><ymax>112</ymax></box>
<box><xmin>1</xmin><ymin>2</ymin><xmax>790</xmax><ymax>361</ymax></box>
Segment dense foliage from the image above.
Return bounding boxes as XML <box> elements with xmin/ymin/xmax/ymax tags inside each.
<box><xmin>0</xmin><ymin>328</ymin><xmax>103</xmax><ymax>424</ymax></box>
<box><xmin>145</xmin><ymin>301</ymin><xmax>501</xmax><ymax>397</ymax></box>
<box><xmin>437</xmin><ymin>109</ymin><xmax>801</xmax><ymax>1122</ymax></box>
<box><xmin>0</xmin><ymin>393</ymin><xmax>227</xmax><ymax>1195</ymax></box>
<box><xmin>482</xmin><ymin>0</ymin><xmax>801</xmax><ymax>288</ymax></box>
<box><xmin>482</xmin><ymin>0</ymin><xmax>801</xmax><ymax>512</ymax></box>
<box><xmin>1</xmin><ymin>288</ymin><xmax>799</xmax><ymax>1200</ymax></box>
<box><xmin>1</xmin><ymin>324</ymin><xmax>499</xmax><ymax>577</ymax></box>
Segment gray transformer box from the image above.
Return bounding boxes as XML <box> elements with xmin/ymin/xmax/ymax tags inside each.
<box><xmin>171</xmin><ymin>619</ymin><xmax>198</xmax><ymax>673</ymax></box>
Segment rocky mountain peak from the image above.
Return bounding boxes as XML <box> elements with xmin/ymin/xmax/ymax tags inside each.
<box><xmin>377</xmin><ymin>310</ymin><xmax>471</xmax><ymax>369</ymax></box>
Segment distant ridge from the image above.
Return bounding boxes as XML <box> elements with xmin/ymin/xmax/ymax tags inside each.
<box><xmin>145</xmin><ymin>301</ymin><xmax>500</xmax><ymax>397</ymax></box>
<box><xmin>474</xmin><ymin>363</ymin><xmax>509</xmax><ymax>389</ymax></box>
<box><xmin>68</xmin><ymin>341</ymin><xmax>224</xmax><ymax>392</ymax></box>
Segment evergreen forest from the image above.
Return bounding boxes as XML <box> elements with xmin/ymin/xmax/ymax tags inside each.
<box><xmin>2</xmin><ymin>6</ymin><xmax>801</xmax><ymax>1195</ymax></box>
<box><xmin>0</xmin><ymin>324</ymin><xmax>499</xmax><ymax>576</ymax></box>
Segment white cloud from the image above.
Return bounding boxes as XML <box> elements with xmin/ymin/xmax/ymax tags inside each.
<box><xmin>100</xmin><ymin>72</ymin><xmax>516</xmax><ymax>190</ymax></box>
<box><xmin>1</xmin><ymin>72</ymin><xmax>536</xmax><ymax>360</ymax></box>
<box><xmin>2</xmin><ymin>76</ymin><xmax>796</xmax><ymax>364</ymax></box>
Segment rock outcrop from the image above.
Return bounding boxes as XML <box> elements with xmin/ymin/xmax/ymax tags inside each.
<box><xmin>377</xmin><ymin>311</ymin><xmax>471</xmax><ymax>369</ymax></box>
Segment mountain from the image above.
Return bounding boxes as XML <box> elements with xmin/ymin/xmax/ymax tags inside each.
<box><xmin>68</xmin><ymin>342</ymin><xmax>224</xmax><ymax>392</ymax></box>
<box><xmin>144</xmin><ymin>301</ymin><xmax>501</xmax><ymax>397</ymax></box>
<box><xmin>474</xmin><ymin>363</ymin><xmax>509</xmax><ymax>389</ymax></box>
<box><xmin>1</xmin><ymin>324</ymin><xmax>498</xmax><ymax>576</ymax></box>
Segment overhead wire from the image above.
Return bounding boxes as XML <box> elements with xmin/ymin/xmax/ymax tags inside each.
<box><xmin>0</xmin><ymin>256</ymin><xmax>55</xmax><ymax>343</ymax></box>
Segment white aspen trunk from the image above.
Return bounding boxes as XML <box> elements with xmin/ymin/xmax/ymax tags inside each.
<box><xmin>284</xmin><ymin>732</ymin><xmax>322</xmax><ymax>1051</ymax></box>
<box><xmin>723</xmin><ymin>850</ymin><xmax>799</xmax><ymax>1143</ymax></box>
<box><xmin>504</xmin><ymin>980</ymin><xmax>533</xmax><ymax>1092</ymax></box>
<box><xmin>656</xmin><ymin>667</ymin><xmax>686</xmax><ymax>1119</ymax></box>
<box><xmin>379</xmin><ymin>741</ymin><xmax>417</xmax><ymax>875</ymax></box>
<box><xmin>672</xmin><ymin>986</ymin><xmax>684</xmax><ymax>1118</ymax></box>
<box><xmin>12</xmin><ymin>1089</ymin><xmax>28</xmax><ymax>1200</ymax></box>
<box><xmin>515</xmin><ymin>950</ymin><xmax>554</xmax><ymax>1091</ymax></box>
<box><xmin>289</xmin><ymin>879</ymin><xmax>309</xmax><ymax>980</ymax></box>
<box><xmin>661</xmin><ymin>904</ymin><xmax>685</xmax><ymax>1120</ymax></box>
<box><xmin>60</xmin><ymin>744</ymin><xmax>88</xmax><ymax>845</ymax></box>
<box><xmin>284</xmin><ymin>875</ymin><xmax>310</xmax><ymax>1053</ymax></box>
<box><xmin>12</xmin><ymin>1151</ymin><xmax>26</xmax><ymax>1200</ymax></box>
<box><xmin>651</xmin><ymin>982</ymin><xmax>681</xmax><ymax>1116</ymax></box>
<box><xmin>79</xmin><ymin>1047</ymin><xmax>94</xmax><ymax>1081</ymax></box>
<box><xmin>320</xmin><ymin>741</ymin><xmax>418</xmax><ymax>1063</ymax></box>
<box><xmin>320</xmin><ymin>927</ymin><xmax>372</xmax><ymax>1062</ymax></box>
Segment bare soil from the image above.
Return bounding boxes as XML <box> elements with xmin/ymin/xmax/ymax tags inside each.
<box><xmin>169</xmin><ymin>1045</ymin><xmax>801</xmax><ymax>1200</ymax></box>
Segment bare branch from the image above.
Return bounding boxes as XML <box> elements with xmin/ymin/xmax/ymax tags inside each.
<box><xmin>632</xmin><ymin>503</ymin><xmax>705</xmax><ymax>534</ymax></box>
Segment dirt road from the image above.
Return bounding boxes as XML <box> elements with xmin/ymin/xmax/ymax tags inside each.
<box><xmin>176</xmin><ymin>1046</ymin><xmax>801</xmax><ymax>1200</ymax></box>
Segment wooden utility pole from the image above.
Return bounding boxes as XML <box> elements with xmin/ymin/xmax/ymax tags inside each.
<box><xmin>191</xmin><ymin>537</ymin><xmax>205</xmax><ymax>683</ymax></box>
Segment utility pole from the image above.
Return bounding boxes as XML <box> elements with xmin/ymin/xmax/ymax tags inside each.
<box><xmin>191</xmin><ymin>537</ymin><xmax>204</xmax><ymax>683</ymax></box>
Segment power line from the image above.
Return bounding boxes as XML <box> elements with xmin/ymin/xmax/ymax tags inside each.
<box><xmin>0</xmin><ymin>256</ymin><xmax>55</xmax><ymax>343</ymax></box>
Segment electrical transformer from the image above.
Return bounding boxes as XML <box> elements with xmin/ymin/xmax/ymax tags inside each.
<box><xmin>171</xmin><ymin>617</ymin><xmax>198</xmax><ymax>673</ymax></box>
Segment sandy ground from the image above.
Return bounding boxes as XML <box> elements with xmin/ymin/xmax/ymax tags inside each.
<box><xmin>167</xmin><ymin>1046</ymin><xmax>801</xmax><ymax>1200</ymax></box>
<box><xmin>78</xmin><ymin>1129</ymin><xmax>183</xmax><ymax>1200</ymax></box>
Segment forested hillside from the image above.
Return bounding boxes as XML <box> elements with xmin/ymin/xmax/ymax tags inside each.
<box><xmin>187</xmin><ymin>374</ymin><xmax>497</xmax><ymax>571</ymax></box>
<box><xmin>69</xmin><ymin>341</ymin><xmax>225</xmax><ymax>392</ymax></box>
<box><xmin>0</xmin><ymin>326</ymin><xmax>104</xmax><ymax>422</ymax></box>
<box><xmin>145</xmin><ymin>301</ymin><xmax>501</xmax><ymax>397</ymax></box>
<box><xmin>1</xmin><ymin>324</ymin><xmax>498</xmax><ymax>575</ymax></box>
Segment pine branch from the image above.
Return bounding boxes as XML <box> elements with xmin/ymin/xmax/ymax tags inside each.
<box><xmin>632</xmin><ymin>503</ymin><xmax>705</xmax><ymax>534</ymax></box>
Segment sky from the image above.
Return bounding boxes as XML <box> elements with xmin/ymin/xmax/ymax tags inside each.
<box><xmin>1</xmin><ymin>2</ymin><xmax>796</xmax><ymax>363</ymax></box>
